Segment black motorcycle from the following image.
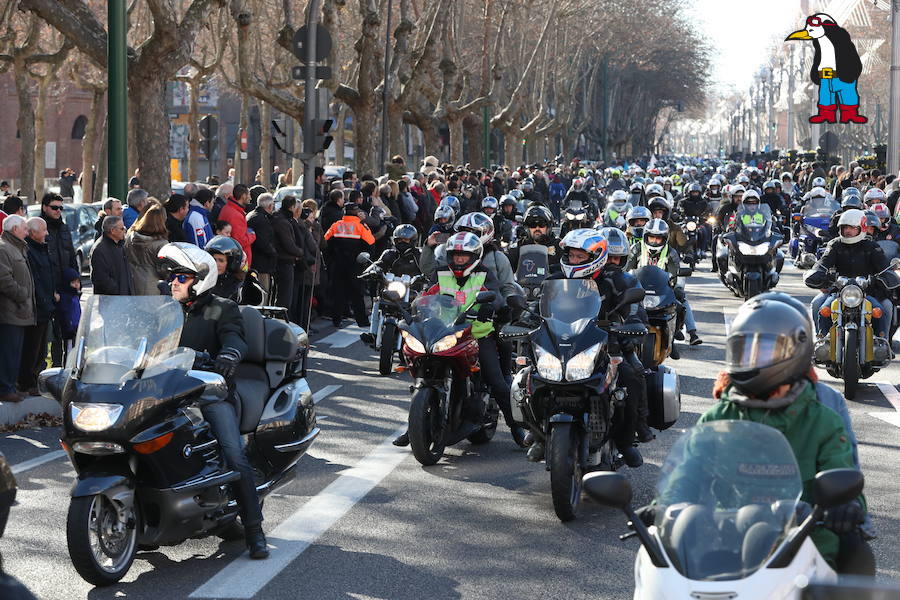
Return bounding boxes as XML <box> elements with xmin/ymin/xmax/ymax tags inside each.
<box><xmin>39</xmin><ymin>296</ymin><xmax>318</xmax><ymax>586</ymax></box>
<box><xmin>509</xmin><ymin>278</ymin><xmax>643</xmax><ymax>521</ymax></box>
<box><xmin>679</xmin><ymin>215</ymin><xmax>704</xmax><ymax>266</ymax></box>
<box><xmin>717</xmin><ymin>206</ymin><xmax>784</xmax><ymax>299</ymax></box>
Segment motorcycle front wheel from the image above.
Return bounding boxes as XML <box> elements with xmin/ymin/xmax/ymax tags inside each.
<box><xmin>843</xmin><ymin>332</ymin><xmax>859</xmax><ymax>400</ymax></box>
<box><xmin>67</xmin><ymin>492</ymin><xmax>139</xmax><ymax>586</ymax></box>
<box><xmin>408</xmin><ymin>387</ymin><xmax>446</xmax><ymax>466</ymax></box>
<box><xmin>378</xmin><ymin>322</ymin><xmax>397</xmax><ymax>376</ymax></box>
<box><xmin>549</xmin><ymin>423</ymin><xmax>582</xmax><ymax>522</ymax></box>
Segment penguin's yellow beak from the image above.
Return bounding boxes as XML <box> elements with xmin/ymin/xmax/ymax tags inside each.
<box><xmin>785</xmin><ymin>29</ymin><xmax>812</xmax><ymax>41</ymax></box>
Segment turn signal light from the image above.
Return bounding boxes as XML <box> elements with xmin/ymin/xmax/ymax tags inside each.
<box><xmin>133</xmin><ymin>432</ymin><xmax>174</xmax><ymax>454</ymax></box>
<box><xmin>872</xmin><ymin>307</ymin><xmax>883</xmax><ymax>318</ymax></box>
<box><xmin>819</xmin><ymin>306</ymin><xmax>832</xmax><ymax>318</ymax></box>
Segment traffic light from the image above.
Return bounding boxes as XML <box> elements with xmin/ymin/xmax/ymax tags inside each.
<box><xmin>312</xmin><ymin>118</ymin><xmax>334</xmax><ymax>153</ymax></box>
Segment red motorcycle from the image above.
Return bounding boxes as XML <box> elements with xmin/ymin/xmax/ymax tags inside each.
<box><xmin>392</xmin><ymin>291</ymin><xmax>500</xmax><ymax>466</ymax></box>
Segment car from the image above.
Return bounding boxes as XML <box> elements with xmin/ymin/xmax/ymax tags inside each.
<box><xmin>27</xmin><ymin>203</ymin><xmax>99</xmax><ymax>275</ymax></box>
<box><xmin>324</xmin><ymin>165</ymin><xmax>348</xmax><ymax>180</ymax></box>
<box><xmin>274</xmin><ymin>185</ymin><xmax>304</xmax><ymax>205</ymax></box>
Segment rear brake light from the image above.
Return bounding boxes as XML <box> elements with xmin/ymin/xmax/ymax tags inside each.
<box><xmin>133</xmin><ymin>432</ymin><xmax>174</xmax><ymax>454</ymax></box>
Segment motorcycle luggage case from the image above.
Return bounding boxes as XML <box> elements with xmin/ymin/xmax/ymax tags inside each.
<box><xmin>647</xmin><ymin>365</ymin><xmax>680</xmax><ymax>431</ymax></box>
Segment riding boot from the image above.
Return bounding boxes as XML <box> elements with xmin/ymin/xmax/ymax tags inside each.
<box><xmin>809</xmin><ymin>104</ymin><xmax>838</xmax><ymax>124</ymax></box>
<box><xmin>392</xmin><ymin>431</ymin><xmax>410</xmax><ymax>447</ymax></box>
<box><xmin>245</xmin><ymin>523</ymin><xmax>269</xmax><ymax>559</ymax></box>
<box><xmin>839</xmin><ymin>104</ymin><xmax>868</xmax><ymax>124</ymax></box>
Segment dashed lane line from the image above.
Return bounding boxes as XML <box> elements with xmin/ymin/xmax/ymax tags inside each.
<box><xmin>869</xmin><ymin>382</ymin><xmax>900</xmax><ymax>428</ymax></box>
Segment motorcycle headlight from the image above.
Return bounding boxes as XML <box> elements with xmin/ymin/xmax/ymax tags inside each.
<box><xmin>566</xmin><ymin>213</ymin><xmax>576</xmax><ymax>220</ymax></box>
<box><xmin>386</xmin><ymin>281</ymin><xmax>408</xmax><ymax>298</ymax></box>
<box><xmin>432</xmin><ymin>331</ymin><xmax>464</xmax><ymax>353</ymax></box>
<box><xmin>737</xmin><ymin>241</ymin><xmax>770</xmax><ymax>255</ymax></box>
<box><xmin>70</xmin><ymin>403</ymin><xmax>123</xmax><ymax>432</ymax></box>
<box><xmin>643</xmin><ymin>293</ymin><xmax>662</xmax><ymax>309</ymax></box>
<box><xmin>566</xmin><ymin>344</ymin><xmax>601</xmax><ymax>381</ymax></box>
<box><xmin>534</xmin><ymin>344</ymin><xmax>563</xmax><ymax>382</ymax></box>
<box><xmin>840</xmin><ymin>284</ymin><xmax>864</xmax><ymax>308</ymax></box>
<box><xmin>706</xmin><ymin>216</ymin><xmax>717</xmax><ymax>225</ymax></box>
<box><xmin>686</xmin><ymin>221</ymin><xmax>697</xmax><ymax>232</ymax></box>
<box><xmin>401</xmin><ymin>330</ymin><xmax>426</xmax><ymax>354</ymax></box>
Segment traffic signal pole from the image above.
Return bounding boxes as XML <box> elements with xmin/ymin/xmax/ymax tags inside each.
<box><xmin>302</xmin><ymin>0</ymin><xmax>322</xmax><ymax>202</ymax></box>
<box><xmin>108</xmin><ymin>0</ymin><xmax>127</xmax><ymax>201</ymax></box>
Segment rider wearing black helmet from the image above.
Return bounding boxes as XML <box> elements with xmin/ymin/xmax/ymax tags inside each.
<box><xmin>372</xmin><ymin>224</ymin><xmax>421</xmax><ymax>278</ymax></box>
<box><xmin>508</xmin><ymin>205</ymin><xmax>561</xmax><ymax>271</ymax></box>
<box><xmin>206</xmin><ymin>235</ymin><xmax>245</xmax><ymax>302</ymax></box>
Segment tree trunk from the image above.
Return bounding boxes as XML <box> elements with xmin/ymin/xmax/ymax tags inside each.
<box><xmin>188</xmin><ymin>79</ymin><xmax>201</xmax><ymax>183</ymax></box>
<box><xmin>502</xmin><ymin>127</ymin><xmax>520</xmax><ymax>168</ymax></box>
<box><xmin>93</xmin><ymin>115</ymin><xmax>108</xmax><ymax>204</ymax></box>
<box><xmin>387</xmin><ymin>100</ymin><xmax>405</xmax><ymax>163</ymax></box>
<box><xmin>127</xmin><ymin>96</ymin><xmax>139</xmax><ymax>181</ymax></box>
<box><xmin>258</xmin><ymin>100</ymin><xmax>271</xmax><ymax>188</ymax></box>
<box><xmin>352</xmin><ymin>100</ymin><xmax>377</xmax><ymax>177</ymax></box>
<box><xmin>33</xmin><ymin>75</ymin><xmax>53</xmax><ymax>201</ymax></box>
<box><xmin>464</xmin><ymin>115</ymin><xmax>483</xmax><ymax>169</ymax></box>
<box><xmin>129</xmin><ymin>71</ymin><xmax>170</xmax><ymax>199</ymax></box>
<box><xmin>81</xmin><ymin>87</ymin><xmax>105</xmax><ymax>203</ymax></box>
<box><xmin>14</xmin><ymin>61</ymin><xmax>36</xmax><ymax>203</ymax></box>
<box><xmin>447</xmin><ymin>115</ymin><xmax>464</xmax><ymax>165</ymax></box>
<box><xmin>421</xmin><ymin>121</ymin><xmax>440</xmax><ymax>161</ymax></box>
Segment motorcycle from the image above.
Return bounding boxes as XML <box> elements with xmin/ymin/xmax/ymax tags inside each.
<box><xmin>789</xmin><ymin>196</ymin><xmax>838</xmax><ymax>270</ymax></box>
<box><xmin>634</xmin><ymin>266</ymin><xmax>682</xmax><ymax>432</ymax></box>
<box><xmin>513</xmin><ymin>244</ymin><xmax>550</xmax><ymax>303</ymax></box>
<box><xmin>38</xmin><ymin>295</ymin><xmax>317</xmax><ymax>586</ymax></box>
<box><xmin>584</xmin><ymin>420</ymin><xmax>864</xmax><ymax>600</ymax></box>
<box><xmin>680</xmin><ymin>215</ymin><xmax>704</xmax><ymax>266</ymax></box>
<box><xmin>717</xmin><ymin>205</ymin><xmax>784</xmax><ymax>299</ymax></box>
<box><xmin>805</xmin><ymin>262</ymin><xmax>899</xmax><ymax>399</ymax></box>
<box><xmin>394</xmin><ymin>291</ymin><xmax>500</xmax><ymax>466</ymax></box>
<box><xmin>357</xmin><ymin>252</ymin><xmax>420</xmax><ymax>376</ymax></box>
<box><xmin>560</xmin><ymin>200</ymin><xmax>593</xmax><ymax>237</ymax></box>
<box><xmin>508</xmin><ymin>278</ymin><xmax>644</xmax><ymax>521</ymax></box>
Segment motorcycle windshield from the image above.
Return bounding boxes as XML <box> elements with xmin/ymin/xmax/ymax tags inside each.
<box><xmin>539</xmin><ymin>279</ymin><xmax>601</xmax><ymax>337</ymax></box>
<box><xmin>736</xmin><ymin>205</ymin><xmax>772</xmax><ymax>243</ymax></box>
<box><xmin>634</xmin><ymin>265</ymin><xmax>676</xmax><ymax>309</ymax></box>
<box><xmin>410</xmin><ymin>293</ymin><xmax>466</xmax><ymax>342</ymax></box>
<box><xmin>515</xmin><ymin>244</ymin><xmax>550</xmax><ymax>286</ymax></box>
<box><xmin>802</xmin><ymin>197</ymin><xmax>839</xmax><ymax>218</ymax></box>
<box><xmin>73</xmin><ymin>295</ymin><xmax>192</xmax><ymax>384</ymax></box>
<box><xmin>654</xmin><ymin>421</ymin><xmax>802</xmax><ymax>582</ymax></box>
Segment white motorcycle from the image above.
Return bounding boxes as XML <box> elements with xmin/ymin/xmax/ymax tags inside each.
<box><xmin>584</xmin><ymin>420</ymin><xmax>864</xmax><ymax>599</ymax></box>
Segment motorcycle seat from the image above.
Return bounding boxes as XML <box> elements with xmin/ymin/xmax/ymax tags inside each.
<box><xmin>233</xmin><ymin>364</ymin><xmax>269</xmax><ymax>434</ymax></box>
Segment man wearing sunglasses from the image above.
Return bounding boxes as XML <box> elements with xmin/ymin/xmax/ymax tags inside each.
<box><xmin>40</xmin><ymin>193</ymin><xmax>77</xmax><ymax>367</ymax></box>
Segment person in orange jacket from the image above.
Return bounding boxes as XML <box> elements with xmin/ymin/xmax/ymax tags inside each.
<box><xmin>323</xmin><ymin>203</ymin><xmax>375</xmax><ymax>328</ymax></box>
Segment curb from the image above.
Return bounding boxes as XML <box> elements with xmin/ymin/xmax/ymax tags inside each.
<box><xmin>0</xmin><ymin>396</ymin><xmax>62</xmax><ymax>427</ymax></box>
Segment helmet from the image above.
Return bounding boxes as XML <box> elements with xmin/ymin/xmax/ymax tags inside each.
<box><xmin>610</xmin><ymin>189</ymin><xmax>629</xmax><ymax>204</ymax></box>
<box><xmin>686</xmin><ymin>182</ymin><xmax>702</xmax><ymax>196</ymax></box>
<box><xmin>481</xmin><ymin>196</ymin><xmax>499</xmax><ymax>213</ymax></box>
<box><xmin>508</xmin><ymin>189</ymin><xmax>524</xmax><ymax>201</ymax></box>
<box><xmin>455</xmin><ymin>211</ymin><xmax>495</xmax><ymax>245</ymax></box>
<box><xmin>643</xmin><ymin>218</ymin><xmax>669</xmax><ymax>254</ymax></box>
<box><xmin>754</xmin><ymin>291</ymin><xmax>813</xmax><ymax>329</ymax></box>
<box><xmin>730</xmin><ymin>185</ymin><xmax>746</xmax><ymax>198</ymax></box>
<box><xmin>500</xmin><ymin>194</ymin><xmax>517</xmax><ymax>211</ymax></box>
<box><xmin>601</xmin><ymin>227</ymin><xmax>630</xmax><ymax>258</ymax></box>
<box><xmin>763</xmin><ymin>180</ymin><xmax>777</xmax><ymax>193</ymax></box>
<box><xmin>0</xmin><ymin>452</ymin><xmax>15</xmax><ymax>538</ymax></box>
<box><xmin>440</xmin><ymin>195</ymin><xmax>461</xmax><ymax>214</ymax></box>
<box><xmin>722</xmin><ymin>184</ymin><xmax>732</xmax><ymax>199</ymax></box>
<box><xmin>205</xmin><ymin>235</ymin><xmax>245</xmax><ymax>274</ymax></box>
<box><xmin>559</xmin><ymin>228</ymin><xmax>608</xmax><ymax>278</ymax></box>
<box><xmin>629</xmin><ymin>181</ymin><xmax>644</xmax><ymax>194</ymax></box>
<box><xmin>742</xmin><ymin>189</ymin><xmax>761</xmax><ymax>209</ymax></box>
<box><xmin>521</xmin><ymin>178</ymin><xmax>535</xmax><ymax>191</ymax></box>
<box><xmin>444</xmin><ymin>231</ymin><xmax>483</xmax><ymax>277</ymax></box>
<box><xmin>158</xmin><ymin>242</ymin><xmax>219</xmax><ymax>299</ymax></box>
<box><xmin>840</xmin><ymin>195</ymin><xmax>864</xmax><ymax>210</ymax></box>
<box><xmin>864</xmin><ymin>188</ymin><xmax>887</xmax><ymax>206</ymax></box>
<box><xmin>837</xmin><ymin>209</ymin><xmax>867</xmax><ymax>244</ymax></box>
<box><xmin>645</xmin><ymin>183</ymin><xmax>665</xmax><ymax>199</ymax></box>
<box><xmin>392</xmin><ymin>223</ymin><xmax>418</xmax><ymax>251</ymax></box>
<box><xmin>811</xmin><ymin>176</ymin><xmax>826</xmax><ymax>189</ymax></box>
<box><xmin>842</xmin><ymin>187</ymin><xmax>861</xmax><ymax>200</ymax></box>
<box><xmin>871</xmin><ymin>203</ymin><xmax>891</xmax><ymax>226</ymax></box>
<box><xmin>808</xmin><ymin>186</ymin><xmax>829</xmax><ymax>200</ymax></box>
<box><xmin>571</xmin><ymin>178</ymin><xmax>585</xmax><ymax>192</ymax></box>
<box><xmin>626</xmin><ymin>206</ymin><xmax>652</xmax><ymax>236</ymax></box>
<box><xmin>647</xmin><ymin>197</ymin><xmax>670</xmax><ymax>220</ymax></box>
<box><xmin>434</xmin><ymin>204</ymin><xmax>456</xmax><ymax>224</ymax></box>
<box><xmin>780</xmin><ymin>172</ymin><xmax>793</xmax><ymax>181</ymax></box>
<box><xmin>726</xmin><ymin>297</ymin><xmax>813</xmax><ymax>398</ymax></box>
<box><xmin>736</xmin><ymin>174</ymin><xmax>750</xmax><ymax>186</ymax></box>
<box><xmin>653</xmin><ymin>176</ymin><xmax>665</xmax><ymax>185</ymax></box>
<box><xmin>864</xmin><ymin>210</ymin><xmax>880</xmax><ymax>233</ymax></box>
<box><xmin>523</xmin><ymin>204</ymin><xmax>553</xmax><ymax>229</ymax></box>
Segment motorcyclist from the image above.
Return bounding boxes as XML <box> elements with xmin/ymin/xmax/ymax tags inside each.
<box><xmin>522</xmin><ymin>178</ymin><xmax>543</xmax><ymax>206</ymax></box>
<box><xmin>496</xmin><ymin>195</ymin><xmax>520</xmax><ymax>244</ymax></box>
<box><xmin>647</xmin><ymin>196</ymin><xmax>687</xmax><ymax>251</ymax></box>
<box><xmin>762</xmin><ymin>180</ymin><xmax>788</xmax><ymax>222</ymax></box>
<box><xmin>827</xmin><ymin>193</ymin><xmax>866</xmax><ymax>239</ymax></box>
<box><xmin>157</xmin><ymin>242</ymin><xmax>269</xmax><ymax>559</ymax></box>
<box><xmin>564</xmin><ymin>177</ymin><xmax>595</xmax><ymax>219</ymax></box>
<box><xmin>508</xmin><ymin>205</ymin><xmax>561</xmax><ymax>271</ymax></box>
<box><xmin>871</xmin><ymin>203</ymin><xmax>900</xmax><ymax>245</ymax></box>
<box><xmin>628</xmin><ymin>181</ymin><xmax>645</xmax><ymax>207</ymax></box>
<box><xmin>676</xmin><ymin>297</ymin><xmax>875</xmax><ymax>575</ymax></box>
<box><xmin>625</xmin><ymin>206</ymin><xmax>652</xmax><ymax>246</ymax></box>
<box><xmin>863</xmin><ymin>187</ymin><xmax>887</xmax><ymax>208</ymax></box>
<box><xmin>393</xmin><ymin>232</ymin><xmax>527</xmax><ymax>448</ymax></box>
<box><xmin>605</xmin><ymin>168</ymin><xmax>627</xmax><ymax>193</ymax></box>
<box><xmin>544</xmin><ymin>227</ymin><xmax>645</xmax><ymax>468</ymax></box>
<box><xmin>626</xmin><ymin>219</ymin><xmax>702</xmax><ymax>351</ymax></box>
<box><xmin>206</xmin><ymin>235</ymin><xmax>245</xmax><ymax>302</ymax></box>
<box><xmin>805</xmin><ymin>209</ymin><xmax>894</xmax><ymax>341</ymax></box>
<box><xmin>426</xmin><ymin>204</ymin><xmax>456</xmax><ymax>246</ymax></box>
<box><xmin>603</xmin><ymin>190</ymin><xmax>632</xmax><ymax>229</ymax></box>
<box><xmin>677</xmin><ymin>183</ymin><xmax>711</xmax><ymax>253</ymax></box>
<box><xmin>372</xmin><ymin>224</ymin><xmax>421</xmax><ymax>278</ymax></box>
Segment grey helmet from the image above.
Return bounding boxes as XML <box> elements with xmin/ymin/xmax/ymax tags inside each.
<box><xmin>726</xmin><ymin>297</ymin><xmax>813</xmax><ymax>398</ymax></box>
<box><xmin>626</xmin><ymin>205</ymin><xmax>652</xmax><ymax>239</ymax></box>
<box><xmin>601</xmin><ymin>227</ymin><xmax>630</xmax><ymax>258</ymax></box>
<box><xmin>643</xmin><ymin>218</ymin><xmax>669</xmax><ymax>258</ymax></box>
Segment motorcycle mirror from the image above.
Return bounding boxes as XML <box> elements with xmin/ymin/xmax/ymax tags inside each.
<box><xmin>677</xmin><ymin>267</ymin><xmax>693</xmax><ymax>278</ymax></box>
<box><xmin>583</xmin><ymin>472</ymin><xmax>632</xmax><ymax>510</ymax></box>
<box><xmin>356</xmin><ymin>252</ymin><xmax>372</xmax><ymax>265</ymax></box>
<box><xmin>891</xmin><ymin>258</ymin><xmax>900</xmax><ymax>270</ymax></box>
<box><xmin>812</xmin><ymin>469</ymin><xmax>864</xmax><ymax>510</ymax></box>
<box><xmin>475</xmin><ymin>291</ymin><xmax>496</xmax><ymax>305</ymax></box>
<box><xmin>38</xmin><ymin>367</ymin><xmax>65</xmax><ymax>400</ymax></box>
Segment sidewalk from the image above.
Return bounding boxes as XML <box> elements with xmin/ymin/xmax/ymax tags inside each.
<box><xmin>0</xmin><ymin>395</ymin><xmax>61</xmax><ymax>428</ymax></box>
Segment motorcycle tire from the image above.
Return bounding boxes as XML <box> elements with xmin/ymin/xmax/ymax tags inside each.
<box><xmin>378</xmin><ymin>322</ymin><xmax>397</xmax><ymax>376</ymax></box>
<box><xmin>549</xmin><ymin>423</ymin><xmax>582</xmax><ymax>522</ymax></box>
<box><xmin>843</xmin><ymin>333</ymin><xmax>859</xmax><ymax>401</ymax></box>
<box><xmin>744</xmin><ymin>277</ymin><xmax>761</xmax><ymax>300</ymax></box>
<box><xmin>467</xmin><ymin>396</ymin><xmax>499</xmax><ymax>445</ymax></box>
<box><xmin>408</xmin><ymin>387</ymin><xmax>446</xmax><ymax>466</ymax></box>
<box><xmin>67</xmin><ymin>493</ymin><xmax>139</xmax><ymax>586</ymax></box>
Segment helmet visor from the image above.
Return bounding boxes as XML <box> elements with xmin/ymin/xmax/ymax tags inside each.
<box><xmin>726</xmin><ymin>333</ymin><xmax>798</xmax><ymax>370</ymax></box>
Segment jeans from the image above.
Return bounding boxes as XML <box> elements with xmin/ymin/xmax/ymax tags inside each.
<box><xmin>818</xmin><ymin>77</ymin><xmax>860</xmax><ymax>106</ymax></box>
<box><xmin>201</xmin><ymin>400</ymin><xmax>264</xmax><ymax>527</ymax></box>
<box><xmin>614</xmin><ymin>350</ymin><xmax>643</xmax><ymax>447</ymax></box>
<box><xmin>477</xmin><ymin>335</ymin><xmax>515</xmax><ymax>427</ymax></box>
<box><xmin>0</xmin><ymin>324</ymin><xmax>25</xmax><ymax>395</ymax></box>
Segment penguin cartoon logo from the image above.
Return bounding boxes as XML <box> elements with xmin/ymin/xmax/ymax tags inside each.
<box><xmin>785</xmin><ymin>14</ymin><xmax>867</xmax><ymax>125</ymax></box>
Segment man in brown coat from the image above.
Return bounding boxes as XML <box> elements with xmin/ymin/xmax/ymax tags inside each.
<box><xmin>0</xmin><ymin>215</ymin><xmax>35</xmax><ymax>402</ymax></box>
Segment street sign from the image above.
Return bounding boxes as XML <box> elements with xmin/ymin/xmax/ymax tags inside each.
<box><xmin>199</xmin><ymin>115</ymin><xmax>218</xmax><ymax>139</ymax></box>
<box><xmin>291</xmin><ymin>65</ymin><xmax>332</xmax><ymax>80</ymax></box>
<box><xmin>291</xmin><ymin>25</ymin><xmax>332</xmax><ymax>61</ymax></box>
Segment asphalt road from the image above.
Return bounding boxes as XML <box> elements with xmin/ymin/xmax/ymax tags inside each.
<box><xmin>3</xmin><ymin>261</ymin><xmax>900</xmax><ymax>600</ymax></box>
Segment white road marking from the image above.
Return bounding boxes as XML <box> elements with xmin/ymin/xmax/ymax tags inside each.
<box><xmin>869</xmin><ymin>412</ymin><xmax>900</xmax><ymax>428</ymax></box>
<box><xmin>312</xmin><ymin>384</ymin><xmax>342</xmax><ymax>405</ymax></box>
<box><xmin>316</xmin><ymin>325</ymin><xmax>365</xmax><ymax>349</ymax></box>
<box><xmin>6</xmin><ymin>434</ymin><xmax>50</xmax><ymax>449</ymax></box>
<box><xmin>10</xmin><ymin>450</ymin><xmax>66</xmax><ymax>475</ymax></box>
<box><xmin>190</xmin><ymin>427</ymin><xmax>410</xmax><ymax>599</ymax></box>
<box><xmin>869</xmin><ymin>382</ymin><xmax>900</xmax><ymax>428</ymax></box>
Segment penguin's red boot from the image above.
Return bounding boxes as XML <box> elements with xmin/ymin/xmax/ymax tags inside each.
<box><xmin>809</xmin><ymin>104</ymin><xmax>837</xmax><ymax>124</ymax></box>
<box><xmin>839</xmin><ymin>105</ymin><xmax>868</xmax><ymax>124</ymax></box>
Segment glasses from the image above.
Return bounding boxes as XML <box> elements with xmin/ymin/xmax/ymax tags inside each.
<box><xmin>167</xmin><ymin>273</ymin><xmax>194</xmax><ymax>284</ymax></box>
<box><xmin>48</xmin><ymin>205</ymin><xmax>63</xmax><ymax>211</ymax></box>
